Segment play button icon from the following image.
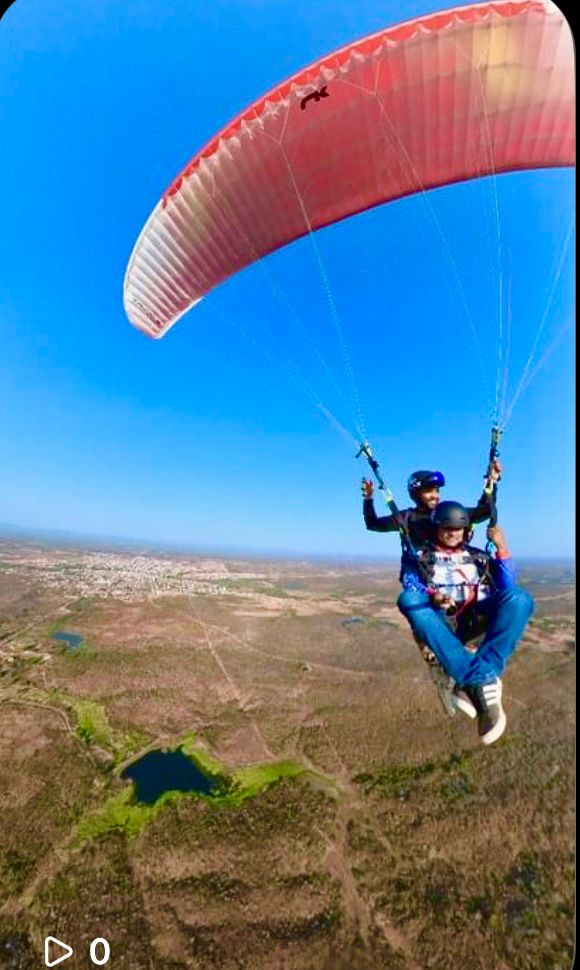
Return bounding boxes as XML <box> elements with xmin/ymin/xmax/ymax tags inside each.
<box><xmin>44</xmin><ymin>936</ymin><xmax>73</xmax><ymax>966</ymax></box>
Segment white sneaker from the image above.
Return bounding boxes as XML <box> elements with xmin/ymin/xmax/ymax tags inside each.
<box><xmin>430</xmin><ymin>667</ymin><xmax>478</xmax><ymax>719</ymax></box>
<box><xmin>452</xmin><ymin>685</ymin><xmax>477</xmax><ymax>719</ymax></box>
<box><xmin>465</xmin><ymin>679</ymin><xmax>506</xmax><ymax>745</ymax></box>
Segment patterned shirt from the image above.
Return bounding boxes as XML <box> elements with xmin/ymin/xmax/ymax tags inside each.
<box><xmin>428</xmin><ymin>549</ymin><xmax>490</xmax><ymax>603</ymax></box>
<box><xmin>401</xmin><ymin>543</ymin><xmax>516</xmax><ymax>605</ymax></box>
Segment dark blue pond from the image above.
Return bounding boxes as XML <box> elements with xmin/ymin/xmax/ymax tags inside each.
<box><xmin>121</xmin><ymin>749</ymin><xmax>220</xmax><ymax>805</ymax></box>
<box><xmin>342</xmin><ymin>616</ymin><xmax>366</xmax><ymax>627</ymax></box>
<box><xmin>52</xmin><ymin>631</ymin><xmax>84</xmax><ymax>650</ymax></box>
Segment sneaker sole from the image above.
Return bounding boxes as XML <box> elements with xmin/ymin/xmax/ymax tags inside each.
<box><xmin>438</xmin><ymin>692</ymin><xmax>457</xmax><ymax>717</ymax></box>
<box><xmin>480</xmin><ymin>710</ymin><xmax>507</xmax><ymax>745</ymax></box>
<box><xmin>454</xmin><ymin>696</ymin><xmax>477</xmax><ymax>720</ymax></box>
<box><xmin>431</xmin><ymin>668</ymin><xmax>456</xmax><ymax>717</ymax></box>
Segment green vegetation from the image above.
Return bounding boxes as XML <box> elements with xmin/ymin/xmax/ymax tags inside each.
<box><xmin>62</xmin><ymin>642</ymin><xmax>97</xmax><ymax>665</ymax></box>
<box><xmin>355</xmin><ymin>759</ymin><xmax>436</xmax><ymax>795</ymax></box>
<box><xmin>72</xmin><ymin>735</ymin><xmax>336</xmax><ymax>844</ymax></box>
<box><xmin>264</xmin><ymin>906</ymin><xmax>341</xmax><ymax>941</ymax></box>
<box><xmin>262</xmin><ymin>584</ymin><xmax>290</xmax><ymax>598</ymax></box>
<box><xmin>43</xmin><ymin>690</ymin><xmax>149</xmax><ymax>765</ymax></box>
<box><xmin>354</xmin><ymin>750</ymin><xmax>473</xmax><ymax>802</ymax></box>
<box><xmin>367</xmin><ymin>616</ymin><xmax>397</xmax><ymax>629</ymax></box>
<box><xmin>116</xmin><ymin>728</ymin><xmax>152</xmax><ymax>762</ymax></box>
<box><xmin>215</xmin><ymin>578</ymin><xmax>288</xmax><ymax>597</ymax></box>
<box><xmin>229</xmin><ymin>760</ymin><xmax>312</xmax><ymax>802</ymax></box>
<box><xmin>44</xmin><ymin>598</ymin><xmax>93</xmax><ymax>632</ymax></box>
<box><xmin>171</xmin><ymin>871</ymin><xmax>248</xmax><ymax>901</ymax></box>
<box><xmin>73</xmin><ymin>788</ymin><xmax>165</xmax><ymax>843</ymax></box>
<box><xmin>182</xmin><ymin>733</ymin><xmax>337</xmax><ymax>805</ymax></box>
<box><xmin>529</xmin><ymin>616</ymin><xmax>574</xmax><ymax>633</ymax></box>
<box><xmin>0</xmin><ymin>848</ymin><xmax>36</xmax><ymax>895</ymax></box>
<box><xmin>461</xmin><ymin>850</ymin><xmax>572</xmax><ymax>964</ymax></box>
<box><xmin>181</xmin><ymin>733</ymin><xmax>224</xmax><ymax>776</ymax></box>
<box><xmin>73</xmin><ymin>700</ymin><xmax>111</xmax><ymax>747</ymax></box>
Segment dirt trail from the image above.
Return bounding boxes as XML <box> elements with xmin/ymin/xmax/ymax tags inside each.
<box><xmin>191</xmin><ymin>610</ymin><xmax>275</xmax><ymax>762</ymax></box>
<box><xmin>1</xmin><ymin>594</ymin><xmax>79</xmax><ymax>644</ymax></box>
<box><xmin>311</xmin><ymin>720</ymin><xmax>421</xmax><ymax>965</ymax></box>
<box><xmin>0</xmin><ymin>701</ymin><xmax>86</xmax><ymax>922</ymax></box>
<box><xmin>186</xmin><ymin>612</ymin><xmax>383</xmax><ymax>679</ymax></box>
<box><xmin>316</xmin><ymin>786</ymin><xmax>420</xmax><ymax>966</ymax></box>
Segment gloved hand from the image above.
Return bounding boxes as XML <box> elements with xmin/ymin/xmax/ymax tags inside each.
<box><xmin>487</xmin><ymin>525</ymin><xmax>509</xmax><ymax>554</ymax></box>
<box><xmin>361</xmin><ymin>478</ymin><xmax>374</xmax><ymax>500</ymax></box>
<box><xmin>488</xmin><ymin>458</ymin><xmax>502</xmax><ymax>482</ymax></box>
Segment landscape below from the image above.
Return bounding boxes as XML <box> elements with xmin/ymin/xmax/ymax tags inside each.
<box><xmin>0</xmin><ymin>539</ymin><xmax>574</xmax><ymax>969</ymax></box>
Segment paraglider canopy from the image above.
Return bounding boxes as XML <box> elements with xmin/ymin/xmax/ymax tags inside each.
<box><xmin>124</xmin><ymin>0</ymin><xmax>574</xmax><ymax>338</ymax></box>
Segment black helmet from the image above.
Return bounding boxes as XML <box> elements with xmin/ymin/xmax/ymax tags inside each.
<box><xmin>407</xmin><ymin>469</ymin><xmax>445</xmax><ymax>499</ymax></box>
<box><xmin>431</xmin><ymin>501</ymin><xmax>470</xmax><ymax>529</ymax></box>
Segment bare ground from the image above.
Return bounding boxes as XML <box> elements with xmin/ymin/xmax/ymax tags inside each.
<box><xmin>0</xmin><ymin>543</ymin><xmax>574</xmax><ymax>969</ymax></box>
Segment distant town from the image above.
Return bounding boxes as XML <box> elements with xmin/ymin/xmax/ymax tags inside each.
<box><xmin>0</xmin><ymin>541</ymin><xmax>286</xmax><ymax>602</ymax></box>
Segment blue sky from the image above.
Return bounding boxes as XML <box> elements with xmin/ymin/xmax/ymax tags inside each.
<box><xmin>0</xmin><ymin>0</ymin><xmax>575</xmax><ymax>559</ymax></box>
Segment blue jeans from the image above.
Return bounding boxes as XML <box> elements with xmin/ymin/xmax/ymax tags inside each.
<box><xmin>397</xmin><ymin>587</ymin><xmax>534</xmax><ymax>686</ymax></box>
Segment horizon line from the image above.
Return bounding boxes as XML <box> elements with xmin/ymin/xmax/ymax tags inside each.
<box><xmin>0</xmin><ymin>521</ymin><xmax>575</xmax><ymax>566</ymax></box>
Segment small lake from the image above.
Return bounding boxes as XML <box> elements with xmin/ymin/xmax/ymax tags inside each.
<box><xmin>121</xmin><ymin>749</ymin><xmax>220</xmax><ymax>805</ymax></box>
<box><xmin>51</xmin><ymin>631</ymin><xmax>84</xmax><ymax>650</ymax></box>
<box><xmin>342</xmin><ymin>616</ymin><xmax>366</xmax><ymax>627</ymax></box>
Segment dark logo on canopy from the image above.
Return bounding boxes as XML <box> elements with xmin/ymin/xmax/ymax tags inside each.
<box><xmin>131</xmin><ymin>297</ymin><xmax>162</xmax><ymax>328</ymax></box>
<box><xmin>300</xmin><ymin>86</ymin><xmax>329</xmax><ymax>111</ymax></box>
